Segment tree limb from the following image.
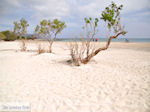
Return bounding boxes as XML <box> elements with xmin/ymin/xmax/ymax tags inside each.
<box><xmin>81</xmin><ymin>31</ymin><xmax>124</xmax><ymax>64</ymax></box>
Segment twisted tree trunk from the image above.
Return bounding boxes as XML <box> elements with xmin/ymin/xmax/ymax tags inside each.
<box><xmin>81</xmin><ymin>32</ymin><xmax>124</xmax><ymax>64</ymax></box>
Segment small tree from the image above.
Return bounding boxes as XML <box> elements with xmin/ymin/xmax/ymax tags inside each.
<box><xmin>35</xmin><ymin>19</ymin><xmax>66</xmax><ymax>53</ymax></box>
<box><xmin>70</xmin><ymin>2</ymin><xmax>126</xmax><ymax>65</ymax></box>
<box><xmin>13</xmin><ymin>22</ymin><xmax>21</xmax><ymax>37</ymax></box>
<box><xmin>13</xmin><ymin>18</ymin><xmax>29</xmax><ymax>51</ymax></box>
<box><xmin>14</xmin><ymin>18</ymin><xmax>29</xmax><ymax>38</ymax></box>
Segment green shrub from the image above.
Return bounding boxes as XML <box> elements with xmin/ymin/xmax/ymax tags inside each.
<box><xmin>0</xmin><ymin>32</ymin><xmax>6</xmax><ymax>40</ymax></box>
<box><xmin>1</xmin><ymin>30</ymin><xmax>17</xmax><ymax>41</ymax></box>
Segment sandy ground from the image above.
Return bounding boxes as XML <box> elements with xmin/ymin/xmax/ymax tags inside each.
<box><xmin>0</xmin><ymin>40</ymin><xmax>150</xmax><ymax>112</ymax></box>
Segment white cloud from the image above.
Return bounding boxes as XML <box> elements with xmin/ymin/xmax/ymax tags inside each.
<box><xmin>134</xmin><ymin>11</ymin><xmax>150</xmax><ymax>17</ymax></box>
<box><xmin>0</xmin><ymin>0</ymin><xmax>21</xmax><ymax>15</ymax></box>
<box><xmin>78</xmin><ymin>3</ymin><xmax>100</xmax><ymax>17</ymax></box>
<box><xmin>0</xmin><ymin>0</ymin><xmax>70</xmax><ymax>19</ymax></box>
<box><xmin>67</xmin><ymin>22</ymin><xmax>79</xmax><ymax>28</ymax></box>
<box><xmin>76</xmin><ymin>0</ymin><xmax>150</xmax><ymax>17</ymax></box>
<box><xmin>117</xmin><ymin>0</ymin><xmax>150</xmax><ymax>12</ymax></box>
<box><xmin>30</xmin><ymin>0</ymin><xmax>70</xmax><ymax>19</ymax></box>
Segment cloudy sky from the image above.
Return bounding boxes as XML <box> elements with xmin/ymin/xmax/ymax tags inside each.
<box><xmin>0</xmin><ymin>0</ymin><xmax>150</xmax><ymax>38</ymax></box>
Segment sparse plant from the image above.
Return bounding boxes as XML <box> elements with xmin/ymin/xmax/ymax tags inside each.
<box><xmin>37</xmin><ymin>44</ymin><xmax>46</xmax><ymax>54</ymax></box>
<box><xmin>35</xmin><ymin>19</ymin><xmax>66</xmax><ymax>53</ymax></box>
<box><xmin>69</xmin><ymin>42</ymin><xmax>81</xmax><ymax>66</ymax></box>
<box><xmin>69</xmin><ymin>17</ymin><xmax>99</xmax><ymax>65</ymax></box>
<box><xmin>69</xmin><ymin>2</ymin><xmax>126</xmax><ymax>66</ymax></box>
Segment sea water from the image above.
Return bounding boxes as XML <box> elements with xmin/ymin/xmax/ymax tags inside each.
<box><xmin>56</xmin><ymin>38</ymin><xmax>150</xmax><ymax>42</ymax></box>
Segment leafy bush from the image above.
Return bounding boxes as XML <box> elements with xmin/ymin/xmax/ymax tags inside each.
<box><xmin>0</xmin><ymin>32</ymin><xmax>6</xmax><ymax>40</ymax></box>
<box><xmin>1</xmin><ymin>30</ymin><xmax>17</xmax><ymax>41</ymax></box>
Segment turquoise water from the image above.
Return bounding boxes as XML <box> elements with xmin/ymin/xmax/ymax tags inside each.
<box><xmin>56</xmin><ymin>38</ymin><xmax>150</xmax><ymax>42</ymax></box>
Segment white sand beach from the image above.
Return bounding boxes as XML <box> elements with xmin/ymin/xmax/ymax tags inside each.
<box><xmin>0</xmin><ymin>41</ymin><xmax>150</xmax><ymax>112</ymax></box>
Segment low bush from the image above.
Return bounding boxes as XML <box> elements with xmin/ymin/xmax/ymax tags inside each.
<box><xmin>1</xmin><ymin>30</ymin><xmax>17</xmax><ymax>41</ymax></box>
<box><xmin>0</xmin><ymin>32</ymin><xmax>6</xmax><ymax>40</ymax></box>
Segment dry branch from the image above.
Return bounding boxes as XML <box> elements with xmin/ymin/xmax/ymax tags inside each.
<box><xmin>37</xmin><ymin>44</ymin><xmax>46</xmax><ymax>54</ymax></box>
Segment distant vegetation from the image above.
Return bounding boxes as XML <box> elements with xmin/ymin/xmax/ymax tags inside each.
<box><xmin>0</xmin><ymin>30</ymin><xmax>17</xmax><ymax>41</ymax></box>
<box><xmin>0</xmin><ymin>18</ymin><xmax>30</xmax><ymax>41</ymax></box>
<box><xmin>0</xmin><ymin>32</ymin><xmax>6</xmax><ymax>40</ymax></box>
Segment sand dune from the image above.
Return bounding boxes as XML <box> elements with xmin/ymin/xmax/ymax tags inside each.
<box><xmin>0</xmin><ymin>41</ymin><xmax>150</xmax><ymax>112</ymax></box>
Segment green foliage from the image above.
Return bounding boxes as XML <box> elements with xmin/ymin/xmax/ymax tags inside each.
<box><xmin>35</xmin><ymin>25</ymin><xmax>40</xmax><ymax>34</ymax></box>
<box><xmin>83</xmin><ymin>17</ymin><xmax>99</xmax><ymax>39</ymax></box>
<box><xmin>38</xmin><ymin>20</ymin><xmax>50</xmax><ymax>34</ymax></box>
<box><xmin>1</xmin><ymin>30</ymin><xmax>17</xmax><ymax>41</ymax></box>
<box><xmin>0</xmin><ymin>32</ymin><xmax>6</xmax><ymax>40</ymax></box>
<box><xmin>20</xmin><ymin>18</ymin><xmax>29</xmax><ymax>35</ymax></box>
<box><xmin>13</xmin><ymin>21</ymin><xmax>21</xmax><ymax>34</ymax></box>
<box><xmin>52</xmin><ymin>19</ymin><xmax>66</xmax><ymax>36</ymax></box>
<box><xmin>84</xmin><ymin>17</ymin><xmax>99</xmax><ymax>27</ymax></box>
<box><xmin>101</xmin><ymin>2</ymin><xmax>125</xmax><ymax>33</ymax></box>
<box><xmin>13</xmin><ymin>18</ymin><xmax>29</xmax><ymax>37</ymax></box>
<box><xmin>34</xmin><ymin>19</ymin><xmax>66</xmax><ymax>53</ymax></box>
<box><xmin>35</xmin><ymin>19</ymin><xmax>66</xmax><ymax>39</ymax></box>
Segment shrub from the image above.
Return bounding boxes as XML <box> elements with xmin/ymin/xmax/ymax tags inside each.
<box><xmin>0</xmin><ymin>32</ymin><xmax>6</xmax><ymax>40</ymax></box>
<box><xmin>1</xmin><ymin>30</ymin><xmax>17</xmax><ymax>41</ymax></box>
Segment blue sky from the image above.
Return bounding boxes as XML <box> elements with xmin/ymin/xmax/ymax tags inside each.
<box><xmin>0</xmin><ymin>0</ymin><xmax>150</xmax><ymax>38</ymax></box>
